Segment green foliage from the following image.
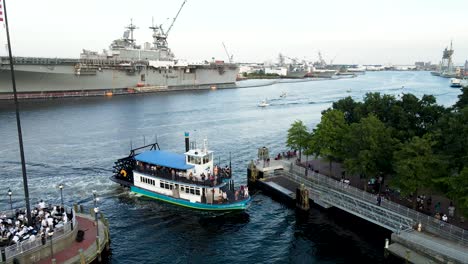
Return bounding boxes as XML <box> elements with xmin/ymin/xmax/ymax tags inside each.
<box><xmin>343</xmin><ymin>115</ymin><xmax>398</xmax><ymax>181</ymax></box>
<box><xmin>446</xmin><ymin>168</ymin><xmax>468</xmax><ymax>217</ymax></box>
<box><xmin>453</xmin><ymin>87</ymin><xmax>468</xmax><ymax>110</ymax></box>
<box><xmin>308</xmin><ymin>110</ymin><xmax>349</xmax><ymax>162</ymax></box>
<box><xmin>391</xmin><ymin>135</ymin><xmax>446</xmax><ymax>208</ymax></box>
<box><xmin>433</xmin><ymin>107</ymin><xmax>468</xmax><ymax>173</ymax></box>
<box><xmin>286</xmin><ymin>120</ymin><xmax>310</xmax><ymax>159</ymax></box>
<box><xmin>330</xmin><ymin>96</ymin><xmax>363</xmax><ymax>124</ymax></box>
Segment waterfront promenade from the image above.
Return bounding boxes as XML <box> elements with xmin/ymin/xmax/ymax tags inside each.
<box><xmin>249</xmin><ymin>157</ymin><xmax>468</xmax><ymax>263</ymax></box>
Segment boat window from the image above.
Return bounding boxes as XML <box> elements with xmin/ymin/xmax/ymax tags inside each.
<box><xmin>160</xmin><ymin>182</ymin><xmax>164</xmax><ymax>188</ymax></box>
<box><xmin>181</xmin><ymin>187</ymin><xmax>184</xmax><ymax>191</ymax></box>
<box><xmin>195</xmin><ymin>189</ymin><xmax>200</xmax><ymax>196</ymax></box>
<box><xmin>185</xmin><ymin>188</ymin><xmax>190</xmax><ymax>193</ymax></box>
<box><xmin>190</xmin><ymin>188</ymin><xmax>195</xmax><ymax>194</ymax></box>
<box><xmin>170</xmin><ymin>185</ymin><xmax>173</xmax><ymax>190</ymax></box>
<box><xmin>164</xmin><ymin>183</ymin><xmax>169</xmax><ymax>189</ymax></box>
<box><xmin>203</xmin><ymin>155</ymin><xmax>209</xmax><ymax>164</ymax></box>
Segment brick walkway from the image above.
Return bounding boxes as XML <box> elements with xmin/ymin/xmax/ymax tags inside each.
<box><xmin>37</xmin><ymin>216</ymin><xmax>97</xmax><ymax>264</ymax></box>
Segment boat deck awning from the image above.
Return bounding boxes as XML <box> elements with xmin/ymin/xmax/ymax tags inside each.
<box><xmin>135</xmin><ymin>150</ymin><xmax>194</xmax><ymax>170</ymax></box>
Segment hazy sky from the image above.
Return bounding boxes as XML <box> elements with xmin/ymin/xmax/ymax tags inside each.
<box><xmin>1</xmin><ymin>0</ymin><xmax>467</xmax><ymax>65</ymax></box>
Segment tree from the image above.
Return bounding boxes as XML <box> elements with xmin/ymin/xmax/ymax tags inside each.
<box><xmin>343</xmin><ymin>115</ymin><xmax>398</xmax><ymax>190</ymax></box>
<box><xmin>446</xmin><ymin>167</ymin><xmax>468</xmax><ymax>218</ymax></box>
<box><xmin>286</xmin><ymin>120</ymin><xmax>310</xmax><ymax>160</ymax></box>
<box><xmin>309</xmin><ymin>110</ymin><xmax>349</xmax><ymax>175</ymax></box>
<box><xmin>391</xmin><ymin>135</ymin><xmax>446</xmax><ymax>209</ymax></box>
<box><xmin>453</xmin><ymin>87</ymin><xmax>468</xmax><ymax>110</ymax></box>
<box><xmin>330</xmin><ymin>96</ymin><xmax>363</xmax><ymax>124</ymax></box>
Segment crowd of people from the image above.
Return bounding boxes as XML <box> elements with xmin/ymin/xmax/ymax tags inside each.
<box><xmin>274</xmin><ymin>150</ymin><xmax>297</xmax><ymax>160</ymax></box>
<box><xmin>0</xmin><ymin>200</ymin><xmax>71</xmax><ymax>248</ymax></box>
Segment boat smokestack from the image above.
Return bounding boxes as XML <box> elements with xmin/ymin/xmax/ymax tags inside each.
<box><xmin>185</xmin><ymin>132</ymin><xmax>190</xmax><ymax>152</ymax></box>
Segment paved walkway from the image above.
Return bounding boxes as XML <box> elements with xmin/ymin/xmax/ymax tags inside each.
<box><xmin>37</xmin><ymin>216</ymin><xmax>98</xmax><ymax>264</ymax></box>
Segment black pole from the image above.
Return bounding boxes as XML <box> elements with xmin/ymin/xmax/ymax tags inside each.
<box><xmin>3</xmin><ymin>0</ymin><xmax>32</xmax><ymax>225</ymax></box>
<box><xmin>229</xmin><ymin>152</ymin><xmax>232</xmax><ymax>178</ymax></box>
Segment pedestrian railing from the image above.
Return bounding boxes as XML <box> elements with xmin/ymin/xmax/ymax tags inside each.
<box><xmin>285</xmin><ymin>162</ymin><xmax>468</xmax><ymax>246</ymax></box>
<box><xmin>3</xmin><ymin>207</ymin><xmax>77</xmax><ymax>260</ymax></box>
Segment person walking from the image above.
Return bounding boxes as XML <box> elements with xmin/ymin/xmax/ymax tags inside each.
<box><xmin>377</xmin><ymin>195</ymin><xmax>382</xmax><ymax>206</ymax></box>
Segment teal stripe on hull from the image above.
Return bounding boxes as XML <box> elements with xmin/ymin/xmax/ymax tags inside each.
<box><xmin>131</xmin><ymin>186</ymin><xmax>251</xmax><ymax>211</ymax></box>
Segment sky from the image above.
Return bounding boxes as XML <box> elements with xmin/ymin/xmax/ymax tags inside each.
<box><xmin>1</xmin><ymin>0</ymin><xmax>467</xmax><ymax>65</ymax></box>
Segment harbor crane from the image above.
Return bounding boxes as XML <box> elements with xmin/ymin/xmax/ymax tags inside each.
<box><xmin>222</xmin><ymin>42</ymin><xmax>234</xmax><ymax>63</ymax></box>
<box><xmin>166</xmin><ymin>0</ymin><xmax>187</xmax><ymax>38</ymax></box>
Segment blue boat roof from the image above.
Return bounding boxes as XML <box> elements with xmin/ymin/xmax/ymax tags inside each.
<box><xmin>135</xmin><ymin>150</ymin><xmax>194</xmax><ymax>170</ymax></box>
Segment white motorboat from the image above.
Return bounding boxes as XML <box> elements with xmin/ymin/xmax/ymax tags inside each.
<box><xmin>279</xmin><ymin>92</ymin><xmax>287</xmax><ymax>98</ymax></box>
<box><xmin>258</xmin><ymin>99</ymin><xmax>270</xmax><ymax>107</ymax></box>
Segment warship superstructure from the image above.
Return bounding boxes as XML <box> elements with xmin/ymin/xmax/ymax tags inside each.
<box><xmin>0</xmin><ymin>18</ymin><xmax>238</xmax><ymax>99</ymax></box>
<box><xmin>430</xmin><ymin>41</ymin><xmax>460</xmax><ymax>78</ymax></box>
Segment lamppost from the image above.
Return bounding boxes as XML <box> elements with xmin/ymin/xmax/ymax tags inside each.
<box><xmin>48</xmin><ymin>230</ymin><xmax>54</xmax><ymax>260</ymax></box>
<box><xmin>7</xmin><ymin>188</ymin><xmax>12</xmax><ymax>210</ymax></box>
<box><xmin>94</xmin><ymin>207</ymin><xmax>99</xmax><ymax>237</ymax></box>
<box><xmin>92</xmin><ymin>190</ymin><xmax>97</xmax><ymax>208</ymax></box>
<box><xmin>58</xmin><ymin>184</ymin><xmax>64</xmax><ymax>208</ymax></box>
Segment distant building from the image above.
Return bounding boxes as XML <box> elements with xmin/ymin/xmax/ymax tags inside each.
<box><xmin>414</xmin><ymin>61</ymin><xmax>432</xmax><ymax>70</ymax></box>
<box><xmin>264</xmin><ymin>67</ymin><xmax>287</xmax><ymax>76</ymax></box>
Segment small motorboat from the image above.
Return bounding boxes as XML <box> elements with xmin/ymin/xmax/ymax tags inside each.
<box><xmin>450</xmin><ymin>78</ymin><xmax>462</xmax><ymax>88</ymax></box>
<box><xmin>346</xmin><ymin>89</ymin><xmax>352</xmax><ymax>93</ymax></box>
<box><xmin>279</xmin><ymin>92</ymin><xmax>287</xmax><ymax>98</ymax></box>
<box><xmin>258</xmin><ymin>99</ymin><xmax>270</xmax><ymax>107</ymax></box>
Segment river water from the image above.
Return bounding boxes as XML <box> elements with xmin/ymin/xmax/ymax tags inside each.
<box><xmin>0</xmin><ymin>71</ymin><xmax>461</xmax><ymax>263</ymax></box>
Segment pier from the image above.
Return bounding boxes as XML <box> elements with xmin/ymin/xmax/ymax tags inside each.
<box><xmin>1</xmin><ymin>205</ymin><xmax>110</xmax><ymax>264</ymax></box>
<box><xmin>248</xmin><ymin>158</ymin><xmax>468</xmax><ymax>264</ymax></box>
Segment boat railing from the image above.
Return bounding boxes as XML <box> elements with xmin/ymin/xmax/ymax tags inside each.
<box><xmin>3</xmin><ymin>207</ymin><xmax>77</xmax><ymax>260</ymax></box>
<box><xmin>135</xmin><ymin>167</ymin><xmax>230</xmax><ymax>187</ymax></box>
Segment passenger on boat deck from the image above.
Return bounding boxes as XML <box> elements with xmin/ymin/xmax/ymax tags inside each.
<box><xmin>235</xmin><ymin>190</ymin><xmax>239</xmax><ymax>201</ymax></box>
<box><xmin>222</xmin><ymin>191</ymin><xmax>228</xmax><ymax>201</ymax></box>
<box><xmin>38</xmin><ymin>200</ymin><xmax>46</xmax><ymax>210</ymax></box>
<box><xmin>240</xmin><ymin>185</ymin><xmax>245</xmax><ymax>197</ymax></box>
<box><xmin>244</xmin><ymin>187</ymin><xmax>249</xmax><ymax>198</ymax></box>
<box><xmin>201</xmin><ymin>173</ymin><xmax>206</xmax><ymax>181</ymax></box>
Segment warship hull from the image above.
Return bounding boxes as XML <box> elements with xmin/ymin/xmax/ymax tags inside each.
<box><xmin>0</xmin><ymin>63</ymin><xmax>238</xmax><ymax>99</ymax></box>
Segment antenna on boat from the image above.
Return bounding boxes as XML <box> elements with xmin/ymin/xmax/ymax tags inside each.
<box><xmin>2</xmin><ymin>0</ymin><xmax>32</xmax><ymax>225</ymax></box>
<box><xmin>143</xmin><ymin>135</ymin><xmax>146</xmax><ymax>145</ymax></box>
<box><xmin>130</xmin><ymin>139</ymin><xmax>133</xmax><ymax>151</ymax></box>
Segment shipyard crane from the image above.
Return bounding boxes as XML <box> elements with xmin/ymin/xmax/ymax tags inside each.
<box><xmin>222</xmin><ymin>42</ymin><xmax>234</xmax><ymax>63</ymax></box>
<box><xmin>165</xmin><ymin>0</ymin><xmax>187</xmax><ymax>38</ymax></box>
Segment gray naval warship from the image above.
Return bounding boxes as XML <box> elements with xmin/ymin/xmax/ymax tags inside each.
<box><xmin>0</xmin><ymin>20</ymin><xmax>238</xmax><ymax>99</ymax></box>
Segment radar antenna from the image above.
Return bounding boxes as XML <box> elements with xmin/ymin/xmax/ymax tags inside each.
<box><xmin>125</xmin><ymin>18</ymin><xmax>139</xmax><ymax>48</ymax></box>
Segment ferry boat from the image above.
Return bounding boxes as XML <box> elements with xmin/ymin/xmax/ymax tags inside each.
<box><xmin>111</xmin><ymin>133</ymin><xmax>251</xmax><ymax>211</ymax></box>
<box><xmin>450</xmin><ymin>78</ymin><xmax>462</xmax><ymax>88</ymax></box>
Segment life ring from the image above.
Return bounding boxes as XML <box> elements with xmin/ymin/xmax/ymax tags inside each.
<box><xmin>120</xmin><ymin>169</ymin><xmax>127</xmax><ymax>177</ymax></box>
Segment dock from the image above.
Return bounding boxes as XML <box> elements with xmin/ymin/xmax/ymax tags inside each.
<box><xmin>248</xmin><ymin>157</ymin><xmax>468</xmax><ymax>264</ymax></box>
<box><xmin>1</xmin><ymin>205</ymin><xmax>110</xmax><ymax>264</ymax></box>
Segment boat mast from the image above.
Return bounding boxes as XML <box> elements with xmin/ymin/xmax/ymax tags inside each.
<box><xmin>126</xmin><ymin>19</ymin><xmax>138</xmax><ymax>48</ymax></box>
<box><xmin>2</xmin><ymin>0</ymin><xmax>32</xmax><ymax>225</ymax></box>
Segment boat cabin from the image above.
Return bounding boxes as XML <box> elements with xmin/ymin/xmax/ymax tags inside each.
<box><xmin>132</xmin><ymin>149</ymin><xmax>232</xmax><ymax>204</ymax></box>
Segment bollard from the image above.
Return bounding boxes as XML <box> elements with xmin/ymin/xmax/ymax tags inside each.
<box><xmin>296</xmin><ymin>184</ymin><xmax>310</xmax><ymax>211</ymax></box>
<box><xmin>384</xmin><ymin>238</ymin><xmax>389</xmax><ymax>249</ymax></box>
<box><xmin>52</xmin><ymin>258</ymin><xmax>56</xmax><ymax>264</ymax></box>
<box><xmin>417</xmin><ymin>223</ymin><xmax>422</xmax><ymax>232</ymax></box>
<box><xmin>79</xmin><ymin>249</ymin><xmax>86</xmax><ymax>264</ymax></box>
<box><xmin>79</xmin><ymin>204</ymin><xmax>84</xmax><ymax>213</ymax></box>
<box><xmin>1</xmin><ymin>249</ymin><xmax>5</xmax><ymax>263</ymax></box>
